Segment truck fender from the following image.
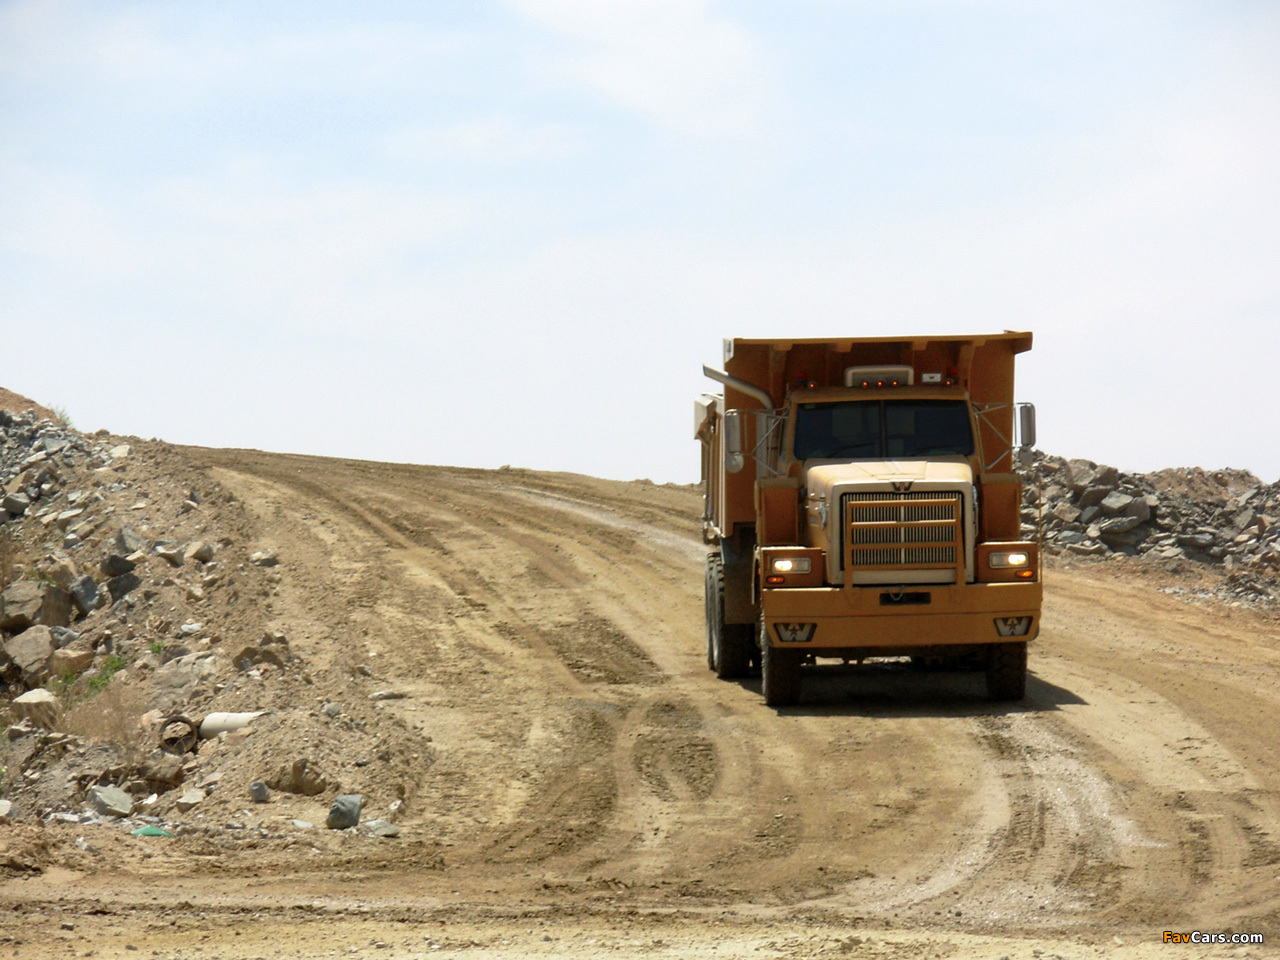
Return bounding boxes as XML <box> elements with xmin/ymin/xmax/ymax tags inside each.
<box><xmin>721</xmin><ymin>527</ymin><xmax>757</xmax><ymax>625</ymax></box>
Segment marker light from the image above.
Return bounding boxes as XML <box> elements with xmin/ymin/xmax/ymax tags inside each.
<box><xmin>988</xmin><ymin>552</ymin><xmax>1029</xmax><ymax>568</ymax></box>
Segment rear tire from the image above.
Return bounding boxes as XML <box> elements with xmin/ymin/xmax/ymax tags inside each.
<box><xmin>761</xmin><ymin>618</ymin><xmax>802</xmax><ymax>706</ymax></box>
<box><xmin>986</xmin><ymin>641</ymin><xmax>1027</xmax><ymax>701</ymax></box>
<box><xmin>706</xmin><ymin>554</ymin><xmax>752</xmax><ymax>679</ymax></box>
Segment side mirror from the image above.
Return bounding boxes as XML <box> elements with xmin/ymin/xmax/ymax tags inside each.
<box><xmin>1017</xmin><ymin>403</ymin><xmax>1036</xmax><ymax>449</ymax></box>
<box><xmin>723</xmin><ymin>410</ymin><xmax>745</xmax><ymax>473</ymax></box>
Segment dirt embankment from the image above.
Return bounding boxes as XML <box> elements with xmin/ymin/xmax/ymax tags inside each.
<box><xmin>0</xmin><ymin>425</ymin><xmax>1277</xmax><ymax>959</ymax></box>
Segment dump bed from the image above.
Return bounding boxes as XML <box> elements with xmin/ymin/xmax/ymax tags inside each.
<box><xmin>714</xmin><ymin>331</ymin><xmax>1033</xmax><ymax>536</ymax></box>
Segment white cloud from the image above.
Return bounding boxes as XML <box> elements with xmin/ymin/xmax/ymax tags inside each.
<box><xmin>506</xmin><ymin>0</ymin><xmax>768</xmax><ymax>138</ymax></box>
<box><xmin>386</xmin><ymin>116</ymin><xmax>581</xmax><ymax>165</ymax></box>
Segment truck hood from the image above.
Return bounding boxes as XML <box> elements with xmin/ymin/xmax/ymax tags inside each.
<box><xmin>804</xmin><ymin>457</ymin><xmax>974</xmax><ymax>500</ymax></box>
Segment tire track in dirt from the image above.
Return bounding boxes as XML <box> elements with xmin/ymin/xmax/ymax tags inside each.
<box><xmin>187</xmin><ymin>447</ymin><xmax>1280</xmax><ymax>941</ymax></box>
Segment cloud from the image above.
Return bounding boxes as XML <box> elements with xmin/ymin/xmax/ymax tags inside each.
<box><xmin>506</xmin><ymin>0</ymin><xmax>768</xmax><ymax>138</ymax></box>
<box><xmin>386</xmin><ymin>116</ymin><xmax>581</xmax><ymax>165</ymax></box>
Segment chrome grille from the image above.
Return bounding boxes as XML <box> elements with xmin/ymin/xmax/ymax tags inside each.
<box><xmin>843</xmin><ymin>491</ymin><xmax>962</xmax><ymax>568</ymax></box>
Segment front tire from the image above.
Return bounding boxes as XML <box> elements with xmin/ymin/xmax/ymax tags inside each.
<box><xmin>761</xmin><ymin>618</ymin><xmax>802</xmax><ymax>706</ymax></box>
<box><xmin>986</xmin><ymin>641</ymin><xmax>1027</xmax><ymax>701</ymax></box>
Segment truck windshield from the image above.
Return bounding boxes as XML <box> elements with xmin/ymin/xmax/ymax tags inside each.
<box><xmin>792</xmin><ymin>399</ymin><xmax>975</xmax><ymax>460</ymax></box>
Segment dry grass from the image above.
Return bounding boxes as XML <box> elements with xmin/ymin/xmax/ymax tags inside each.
<box><xmin>61</xmin><ymin>682</ymin><xmax>149</xmax><ymax>759</ymax></box>
<box><xmin>0</xmin><ymin>527</ymin><xmax>13</xmax><ymax>594</ymax></box>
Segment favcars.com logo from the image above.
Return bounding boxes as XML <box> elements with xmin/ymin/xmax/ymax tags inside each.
<box><xmin>1163</xmin><ymin>931</ymin><xmax>1263</xmax><ymax>944</ymax></box>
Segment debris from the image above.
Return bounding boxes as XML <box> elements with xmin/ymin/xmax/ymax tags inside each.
<box><xmin>130</xmin><ymin>825</ymin><xmax>173</xmax><ymax>838</ymax></box>
<box><xmin>198</xmin><ymin>711</ymin><xmax>266</xmax><ymax>739</ymax></box>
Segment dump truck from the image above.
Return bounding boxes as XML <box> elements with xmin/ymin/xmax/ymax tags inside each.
<box><xmin>695</xmin><ymin>332</ymin><xmax>1041</xmax><ymax>706</ymax></box>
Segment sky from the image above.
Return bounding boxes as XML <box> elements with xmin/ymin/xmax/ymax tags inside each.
<box><xmin>2</xmin><ymin>0</ymin><xmax>1278</xmax><ymax>484</ymax></box>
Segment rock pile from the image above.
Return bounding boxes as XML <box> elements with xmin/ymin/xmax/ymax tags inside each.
<box><xmin>1017</xmin><ymin>451</ymin><xmax>1279</xmax><ymax>604</ymax></box>
<box><xmin>0</xmin><ymin>405</ymin><xmax>428</xmax><ymax>848</ymax></box>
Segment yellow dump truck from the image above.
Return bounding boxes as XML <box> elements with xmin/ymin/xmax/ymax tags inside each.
<box><xmin>696</xmin><ymin>332</ymin><xmax>1040</xmax><ymax>706</ymax></box>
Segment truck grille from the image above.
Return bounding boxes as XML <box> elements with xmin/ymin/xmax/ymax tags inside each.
<box><xmin>842</xmin><ymin>491</ymin><xmax>963</xmax><ymax>569</ymax></box>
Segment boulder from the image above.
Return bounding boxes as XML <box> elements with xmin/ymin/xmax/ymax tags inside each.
<box><xmin>87</xmin><ymin>785</ymin><xmax>133</xmax><ymax>818</ymax></box>
<box><xmin>1099</xmin><ymin>491</ymin><xmax>1135</xmax><ymax>516</ymax></box>
<box><xmin>100</xmin><ymin>555</ymin><xmax>136</xmax><ymax>578</ymax></box>
<box><xmin>1078</xmin><ymin>485</ymin><xmax>1117</xmax><ymax>509</ymax></box>
<box><xmin>174</xmin><ymin>790</ymin><xmax>204</xmax><ymax>812</ymax></box>
<box><xmin>326</xmin><ymin>794</ymin><xmax>363</xmax><ymax>830</ymax></box>
<box><xmin>1124</xmin><ymin>497</ymin><xmax>1152</xmax><ymax>523</ymax></box>
<box><xmin>249</xmin><ymin>550</ymin><xmax>279</xmax><ymax>567</ymax></box>
<box><xmin>49</xmin><ymin>646</ymin><xmax>94</xmax><ymax>676</ymax></box>
<box><xmin>11</xmin><ymin>689</ymin><xmax>61</xmax><ymax>729</ymax></box>
<box><xmin>4</xmin><ymin>625</ymin><xmax>56</xmax><ymax>683</ymax></box>
<box><xmin>147</xmin><ymin>653</ymin><xmax>217</xmax><ymax>712</ymax></box>
<box><xmin>1050</xmin><ymin>503</ymin><xmax>1081</xmax><ymax>524</ymax></box>
<box><xmin>115</xmin><ymin>526</ymin><xmax>146</xmax><ymax>555</ymax></box>
<box><xmin>47</xmin><ymin>558</ymin><xmax>78</xmax><ymax>588</ymax></box>
<box><xmin>105</xmin><ymin>573</ymin><xmax>141</xmax><ymax>604</ymax></box>
<box><xmin>0</xmin><ymin>581</ymin><xmax>43</xmax><ymax>631</ymax></box>
<box><xmin>1</xmin><ymin>493</ymin><xmax>29</xmax><ymax>516</ymax></box>
<box><xmin>184</xmin><ymin>541</ymin><xmax>215</xmax><ymax>563</ymax></box>
<box><xmin>69</xmin><ymin>576</ymin><xmax>99</xmax><ymax>616</ymax></box>
<box><xmin>249</xmin><ymin>781</ymin><xmax>270</xmax><ymax>803</ymax></box>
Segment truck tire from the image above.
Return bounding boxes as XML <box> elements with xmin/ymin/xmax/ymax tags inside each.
<box><xmin>704</xmin><ymin>555</ymin><xmax>719</xmax><ymax>671</ymax></box>
<box><xmin>761</xmin><ymin>619</ymin><xmax>802</xmax><ymax>706</ymax></box>
<box><xmin>986</xmin><ymin>641</ymin><xmax>1027</xmax><ymax>701</ymax></box>
<box><xmin>706</xmin><ymin>554</ymin><xmax>752</xmax><ymax>679</ymax></box>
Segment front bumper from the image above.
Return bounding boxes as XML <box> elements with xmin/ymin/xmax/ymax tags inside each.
<box><xmin>760</xmin><ymin>581</ymin><xmax>1041</xmax><ymax>650</ymax></box>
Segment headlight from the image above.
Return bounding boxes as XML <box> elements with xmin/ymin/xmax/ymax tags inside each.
<box><xmin>988</xmin><ymin>551</ymin><xmax>1029</xmax><ymax>568</ymax></box>
<box><xmin>772</xmin><ymin>557</ymin><xmax>811</xmax><ymax>574</ymax></box>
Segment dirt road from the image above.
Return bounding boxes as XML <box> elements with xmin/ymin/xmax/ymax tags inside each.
<box><xmin>4</xmin><ymin>448</ymin><xmax>1278</xmax><ymax>959</ymax></box>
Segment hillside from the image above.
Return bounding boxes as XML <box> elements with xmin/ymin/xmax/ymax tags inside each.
<box><xmin>0</xmin><ymin>405</ymin><xmax>1278</xmax><ymax>959</ymax></box>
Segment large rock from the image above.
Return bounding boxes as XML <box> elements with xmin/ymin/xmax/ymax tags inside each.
<box><xmin>1</xmin><ymin>493</ymin><xmax>29</xmax><ymax>516</ymax></box>
<box><xmin>184</xmin><ymin>541</ymin><xmax>215</xmax><ymax>563</ymax></box>
<box><xmin>87</xmin><ymin>785</ymin><xmax>134</xmax><ymax>818</ymax></box>
<box><xmin>1124</xmin><ymin>497</ymin><xmax>1153</xmax><ymax>524</ymax></box>
<box><xmin>69</xmin><ymin>576</ymin><xmax>99</xmax><ymax>616</ymax></box>
<box><xmin>1065</xmin><ymin>460</ymin><xmax>1119</xmax><ymax>495</ymax></box>
<box><xmin>11</xmin><ymin>689</ymin><xmax>61</xmax><ymax>729</ymax></box>
<box><xmin>1078</xmin><ymin>484</ymin><xmax>1118</xmax><ymax>509</ymax></box>
<box><xmin>115</xmin><ymin>526</ymin><xmax>146</xmax><ymax>555</ymax></box>
<box><xmin>0</xmin><ymin>581</ymin><xmax>43</xmax><ymax>631</ymax></box>
<box><xmin>1050</xmin><ymin>502</ymin><xmax>1081</xmax><ymax>524</ymax></box>
<box><xmin>1099</xmin><ymin>491</ymin><xmax>1135</xmax><ymax>516</ymax></box>
<box><xmin>47</xmin><ymin>558</ymin><xmax>78</xmax><ymax>588</ymax></box>
<box><xmin>105</xmin><ymin>573</ymin><xmax>141</xmax><ymax>604</ymax></box>
<box><xmin>4</xmin><ymin>625</ymin><xmax>56</xmax><ymax>683</ymax></box>
<box><xmin>326</xmin><ymin>794</ymin><xmax>363</xmax><ymax>830</ymax></box>
<box><xmin>0</xmin><ymin>581</ymin><xmax>68</xmax><ymax>631</ymax></box>
<box><xmin>100</xmin><ymin>555</ymin><xmax>136</xmax><ymax>578</ymax></box>
<box><xmin>49</xmin><ymin>646</ymin><xmax>94</xmax><ymax>676</ymax></box>
<box><xmin>148</xmin><ymin>653</ymin><xmax>218</xmax><ymax>712</ymax></box>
